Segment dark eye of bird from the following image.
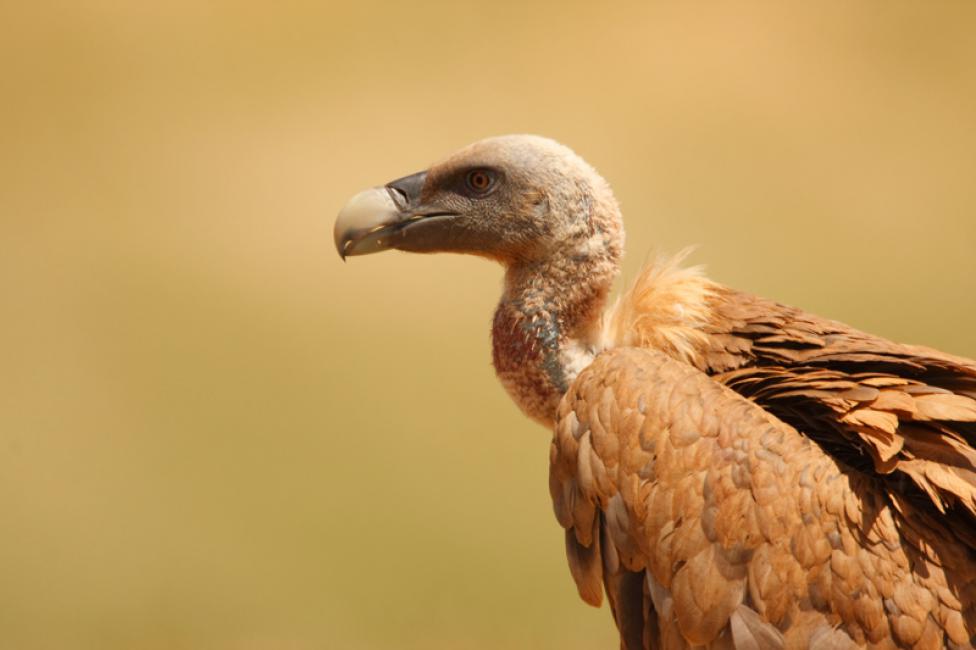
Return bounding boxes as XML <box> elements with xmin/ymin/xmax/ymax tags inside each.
<box><xmin>464</xmin><ymin>169</ymin><xmax>496</xmax><ymax>195</ymax></box>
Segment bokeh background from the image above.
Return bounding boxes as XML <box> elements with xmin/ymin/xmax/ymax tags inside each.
<box><xmin>2</xmin><ymin>2</ymin><xmax>975</xmax><ymax>649</ymax></box>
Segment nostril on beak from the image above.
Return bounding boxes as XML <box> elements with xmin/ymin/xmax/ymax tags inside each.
<box><xmin>387</xmin><ymin>185</ymin><xmax>409</xmax><ymax>210</ymax></box>
<box><xmin>385</xmin><ymin>170</ymin><xmax>427</xmax><ymax>210</ymax></box>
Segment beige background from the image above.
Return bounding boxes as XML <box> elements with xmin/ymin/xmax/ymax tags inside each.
<box><xmin>2</xmin><ymin>2</ymin><xmax>974</xmax><ymax>649</ymax></box>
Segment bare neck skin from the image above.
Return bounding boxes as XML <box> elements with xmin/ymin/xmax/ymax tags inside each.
<box><xmin>491</xmin><ymin>238</ymin><xmax>620</xmax><ymax>426</ymax></box>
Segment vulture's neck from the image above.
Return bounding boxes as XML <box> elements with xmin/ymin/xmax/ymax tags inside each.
<box><xmin>492</xmin><ymin>245</ymin><xmax>618</xmax><ymax>426</ymax></box>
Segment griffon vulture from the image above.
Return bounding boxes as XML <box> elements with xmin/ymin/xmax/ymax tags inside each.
<box><xmin>333</xmin><ymin>135</ymin><xmax>976</xmax><ymax>649</ymax></box>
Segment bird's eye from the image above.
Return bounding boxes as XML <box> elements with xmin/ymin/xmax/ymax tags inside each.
<box><xmin>464</xmin><ymin>169</ymin><xmax>497</xmax><ymax>195</ymax></box>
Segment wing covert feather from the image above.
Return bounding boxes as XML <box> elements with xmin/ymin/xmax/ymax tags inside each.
<box><xmin>700</xmin><ymin>288</ymin><xmax>976</xmax><ymax>524</ymax></box>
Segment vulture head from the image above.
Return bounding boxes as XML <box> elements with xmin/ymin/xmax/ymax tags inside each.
<box><xmin>335</xmin><ymin>135</ymin><xmax>623</xmax><ymax>265</ymax></box>
<box><xmin>335</xmin><ymin>135</ymin><xmax>626</xmax><ymax>424</ymax></box>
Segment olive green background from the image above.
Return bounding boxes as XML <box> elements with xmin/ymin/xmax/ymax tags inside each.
<box><xmin>2</xmin><ymin>2</ymin><xmax>974</xmax><ymax>649</ymax></box>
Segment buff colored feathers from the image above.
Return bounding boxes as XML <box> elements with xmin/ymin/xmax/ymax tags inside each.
<box><xmin>553</xmin><ymin>256</ymin><xmax>976</xmax><ymax>649</ymax></box>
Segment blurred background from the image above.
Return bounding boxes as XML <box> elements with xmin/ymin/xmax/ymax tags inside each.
<box><xmin>2</xmin><ymin>2</ymin><xmax>974</xmax><ymax>649</ymax></box>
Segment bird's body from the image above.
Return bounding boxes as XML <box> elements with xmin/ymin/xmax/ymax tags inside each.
<box><xmin>554</xmin><ymin>264</ymin><xmax>976</xmax><ymax>649</ymax></box>
<box><xmin>334</xmin><ymin>135</ymin><xmax>976</xmax><ymax>648</ymax></box>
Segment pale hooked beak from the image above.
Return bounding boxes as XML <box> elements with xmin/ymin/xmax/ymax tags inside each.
<box><xmin>333</xmin><ymin>187</ymin><xmax>404</xmax><ymax>259</ymax></box>
<box><xmin>334</xmin><ymin>170</ymin><xmax>457</xmax><ymax>259</ymax></box>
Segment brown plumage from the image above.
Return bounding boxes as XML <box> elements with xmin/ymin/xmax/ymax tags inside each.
<box><xmin>335</xmin><ymin>135</ymin><xmax>976</xmax><ymax>648</ymax></box>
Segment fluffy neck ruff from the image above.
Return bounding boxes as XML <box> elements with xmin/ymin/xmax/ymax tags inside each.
<box><xmin>492</xmin><ymin>221</ymin><xmax>622</xmax><ymax>427</ymax></box>
<box><xmin>602</xmin><ymin>250</ymin><xmax>717</xmax><ymax>365</ymax></box>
